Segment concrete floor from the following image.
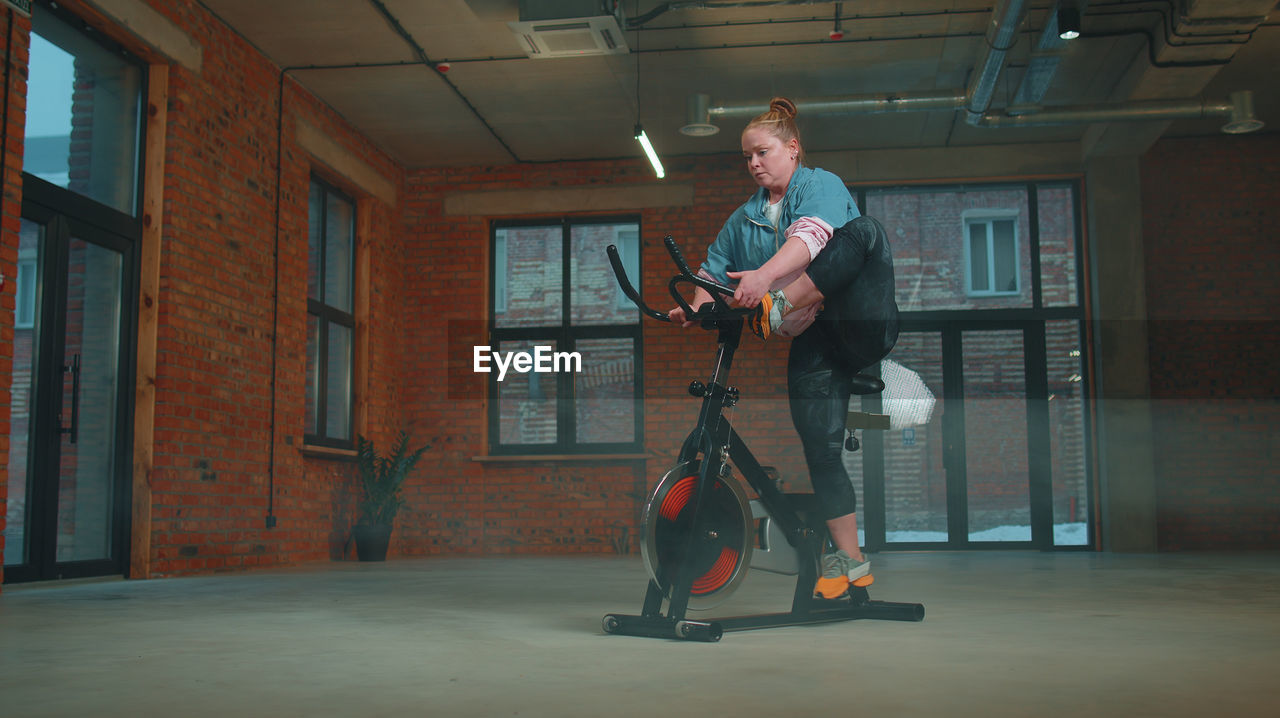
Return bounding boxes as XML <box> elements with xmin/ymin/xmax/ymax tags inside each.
<box><xmin>1</xmin><ymin>552</ymin><xmax>1278</xmax><ymax>717</ymax></box>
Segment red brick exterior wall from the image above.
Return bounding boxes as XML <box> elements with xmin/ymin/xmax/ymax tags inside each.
<box><xmin>1141</xmin><ymin>133</ymin><xmax>1280</xmax><ymax>550</ymax></box>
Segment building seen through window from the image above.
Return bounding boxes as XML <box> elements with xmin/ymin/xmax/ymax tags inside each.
<box><xmin>490</xmin><ymin>218</ymin><xmax>642</xmax><ymax>454</ymax></box>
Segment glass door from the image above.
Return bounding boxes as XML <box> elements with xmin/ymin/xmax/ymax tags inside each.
<box><xmin>5</xmin><ymin>1</ymin><xmax>143</xmax><ymax>582</ymax></box>
<box><xmin>4</xmin><ymin>207</ymin><xmax>132</xmax><ymax>582</ymax></box>
<box><xmin>4</xmin><ymin>220</ymin><xmax>46</xmax><ymax>569</ymax></box>
<box><xmin>861</xmin><ymin>322</ymin><xmax>1056</xmax><ymax>550</ymax></box>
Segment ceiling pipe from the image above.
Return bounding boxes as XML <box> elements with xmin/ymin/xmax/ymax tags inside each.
<box><xmin>628</xmin><ymin>0</ymin><xmax>834</xmax><ymax>29</ymax></box>
<box><xmin>704</xmin><ymin>91</ymin><xmax>968</xmax><ymax>121</ymax></box>
<box><xmin>687</xmin><ymin>0</ymin><xmax>1027</xmax><ymax>133</ymax></box>
<box><xmin>695</xmin><ymin>89</ymin><xmax>1263</xmax><ymax>135</ymax></box>
<box><xmin>975</xmin><ymin>91</ymin><xmax>1264</xmax><ymax>133</ymax></box>
<box><xmin>686</xmin><ymin>1</ymin><xmax>1264</xmax><ymax>137</ymax></box>
<box><xmin>965</xmin><ymin>0</ymin><xmax>1029</xmax><ymax>125</ymax></box>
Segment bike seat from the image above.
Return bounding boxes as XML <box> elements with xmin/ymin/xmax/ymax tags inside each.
<box><xmin>850</xmin><ymin>374</ymin><xmax>885</xmax><ymax>395</ymax></box>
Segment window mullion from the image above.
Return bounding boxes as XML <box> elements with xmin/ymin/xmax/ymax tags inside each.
<box><xmin>987</xmin><ymin>223</ymin><xmax>998</xmax><ymax>296</ymax></box>
<box><xmin>317</xmin><ymin>313</ymin><xmax>329</xmax><ymax>440</ymax></box>
<box><xmin>560</xmin><ymin>220</ymin><xmax>573</xmax><ymax>452</ymax></box>
<box><xmin>319</xmin><ymin>186</ymin><xmax>328</xmax><ymax>307</ymax></box>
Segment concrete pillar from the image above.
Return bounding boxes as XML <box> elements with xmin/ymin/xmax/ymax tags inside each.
<box><xmin>1085</xmin><ymin>156</ymin><xmax>1158</xmax><ymax>552</ymax></box>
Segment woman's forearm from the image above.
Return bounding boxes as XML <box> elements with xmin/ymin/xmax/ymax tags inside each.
<box><xmin>758</xmin><ymin>236</ymin><xmax>812</xmax><ymax>287</ymax></box>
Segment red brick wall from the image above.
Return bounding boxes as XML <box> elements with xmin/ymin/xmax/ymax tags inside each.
<box><xmin>398</xmin><ymin>155</ymin><xmax>805</xmax><ymax>555</ymax></box>
<box><xmin>1141</xmin><ymin>133</ymin><xmax>1280</xmax><ymax>550</ymax></box>
<box><xmin>0</xmin><ymin>8</ymin><xmax>32</xmax><ymax>586</ymax></box>
<box><xmin>141</xmin><ymin>2</ymin><xmax>408</xmax><ymax>574</ymax></box>
<box><xmin>0</xmin><ymin>0</ymin><xmax>406</xmax><ymax>577</ymax></box>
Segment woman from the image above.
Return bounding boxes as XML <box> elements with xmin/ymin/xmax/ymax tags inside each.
<box><xmin>669</xmin><ymin>97</ymin><xmax>899</xmax><ymax>600</ymax></box>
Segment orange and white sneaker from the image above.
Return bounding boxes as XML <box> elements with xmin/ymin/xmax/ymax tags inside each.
<box><xmin>813</xmin><ymin>550</ymin><xmax>874</xmax><ymax>599</ymax></box>
<box><xmin>748</xmin><ymin>289</ymin><xmax>790</xmax><ymax>340</ymax></box>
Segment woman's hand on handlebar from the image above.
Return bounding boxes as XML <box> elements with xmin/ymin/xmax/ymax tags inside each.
<box><xmin>669</xmin><ymin>287</ymin><xmax>716</xmax><ymax>328</ymax></box>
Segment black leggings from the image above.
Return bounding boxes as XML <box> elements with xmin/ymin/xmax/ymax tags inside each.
<box><xmin>787</xmin><ymin>216</ymin><xmax>899</xmax><ymax>521</ymax></box>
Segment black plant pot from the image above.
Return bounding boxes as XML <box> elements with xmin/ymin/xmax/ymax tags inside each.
<box><xmin>354</xmin><ymin>524</ymin><xmax>393</xmax><ymax>561</ymax></box>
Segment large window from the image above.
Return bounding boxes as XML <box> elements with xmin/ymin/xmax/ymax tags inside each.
<box><xmin>306</xmin><ymin>176</ymin><xmax>356</xmax><ymax>448</ymax></box>
<box><xmin>849</xmin><ymin>181</ymin><xmax>1092</xmax><ymax>549</ymax></box>
<box><xmin>24</xmin><ymin>4</ymin><xmax>143</xmax><ymax>215</ymax></box>
<box><xmin>488</xmin><ymin>217</ymin><xmax>642</xmax><ymax>454</ymax></box>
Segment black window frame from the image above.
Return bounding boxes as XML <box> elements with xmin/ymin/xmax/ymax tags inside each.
<box><xmin>487</xmin><ymin>215</ymin><xmax>645</xmax><ymax>455</ymax></box>
<box><xmin>305</xmin><ymin>174</ymin><xmax>357</xmax><ymax>450</ymax></box>
<box><xmin>850</xmin><ymin>179</ymin><xmax>1096</xmax><ymax>551</ymax></box>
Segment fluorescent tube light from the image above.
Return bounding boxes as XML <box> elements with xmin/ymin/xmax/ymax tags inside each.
<box><xmin>634</xmin><ymin>124</ymin><xmax>665</xmax><ymax>179</ymax></box>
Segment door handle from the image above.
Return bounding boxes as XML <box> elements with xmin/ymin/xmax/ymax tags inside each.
<box><xmin>60</xmin><ymin>353</ymin><xmax>80</xmax><ymax>444</ymax></box>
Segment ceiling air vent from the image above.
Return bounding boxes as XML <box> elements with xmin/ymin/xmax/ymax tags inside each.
<box><xmin>508</xmin><ymin>0</ymin><xmax>629</xmax><ymax>58</ymax></box>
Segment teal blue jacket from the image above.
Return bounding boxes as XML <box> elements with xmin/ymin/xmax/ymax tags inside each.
<box><xmin>700</xmin><ymin>165</ymin><xmax>859</xmax><ymax>285</ymax></box>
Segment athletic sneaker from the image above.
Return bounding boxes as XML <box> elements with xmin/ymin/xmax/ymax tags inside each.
<box><xmin>748</xmin><ymin>289</ymin><xmax>790</xmax><ymax>340</ymax></box>
<box><xmin>813</xmin><ymin>550</ymin><xmax>874</xmax><ymax>599</ymax></box>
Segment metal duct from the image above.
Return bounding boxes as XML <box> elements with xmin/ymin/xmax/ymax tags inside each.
<box><xmin>691</xmin><ymin>2</ymin><xmax>1264</xmax><ymax>136</ymax></box>
<box><xmin>700</xmin><ymin>90</ymin><xmax>1262</xmax><ymax>134</ymax></box>
<box><xmin>1011</xmin><ymin>0</ymin><xmax>1080</xmax><ymax>109</ymax></box>
<box><xmin>707</xmin><ymin>91</ymin><xmax>968</xmax><ymax>119</ymax></box>
<box><xmin>965</xmin><ymin>0</ymin><xmax>1029</xmax><ymax>124</ymax></box>
<box><xmin>680</xmin><ymin>92</ymin><xmax>720</xmax><ymax>136</ymax></box>
<box><xmin>971</xmin><ymin>91</ymin><xmax>1263</xmax><ymax>132</ymax></box>
<box><xmin>696</xmin><ymin>0</ymin><xmax>1029</xmax><ymax>128</ymax></box>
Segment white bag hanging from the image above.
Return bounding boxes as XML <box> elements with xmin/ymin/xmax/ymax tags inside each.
<box><xmin>878</xmin><ymin>358</ymin><xmax>936</xmax><ymax>430</ymax></box>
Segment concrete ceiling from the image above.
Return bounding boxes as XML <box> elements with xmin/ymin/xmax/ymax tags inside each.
<box><xmin>200</xmin><ymin>0</ymin><xmax>1279</xmax><ymax>169</ymax></box>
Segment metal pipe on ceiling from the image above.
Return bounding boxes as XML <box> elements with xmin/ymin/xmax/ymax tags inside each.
<box><xmin>965</xmin><ymin>0</ymin><xmax>1030</xmax><ymax>124</ymax></box>
<box><xmin>686</xmin><ymin>0</ymin><xmax>1264</xmax><ymax>136</ymax></box>
<box><xmin>972</xmin><ymin>91</ymin><xmax>1264</xmax><ymax>133</ymax></box>
<box><xmin>628</xmin><ymin>0</ymin><xmax>835</xmax><ymax>29</ymax></box>
<box><xmin>697</xmin><ymin>90</ymin><xmax>1262</xmax><ymax>134</ymax></box>
<box><xmin>705</xmin><ymin>91</ymin><xmax>969</xmax><ymax>120</ymax></box>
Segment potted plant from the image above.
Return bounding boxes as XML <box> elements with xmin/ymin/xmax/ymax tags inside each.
<box><xmin>353</xmin><ymin>431</ymin><xmax>429</xmax><ymax>561</ymax></box>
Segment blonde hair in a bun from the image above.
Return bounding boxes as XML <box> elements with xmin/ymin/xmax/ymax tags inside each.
<box><xmin>744</xmin><ymin>97</ymin><xmax>804</xmax><ymax>164</ymax></box>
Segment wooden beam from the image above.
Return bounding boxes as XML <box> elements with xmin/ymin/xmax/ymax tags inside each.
<box><xmin>130</xmin><ymin>63</ymin><xmax>167</xmax><ymax>580</ymax></box>
<box><xmin>295</xmin><ymin>117</ymin><xmax>397</xmax><ymax>207</ymax></box>
<box><xmin>61</xmin><ymin>0</ymin><xmax>202</xmax><ymax>73</ymax></box>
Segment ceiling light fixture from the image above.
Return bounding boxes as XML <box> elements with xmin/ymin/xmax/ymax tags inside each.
<box><xmin>1057</xmin><ymin>6</ymin><xmax>1081</xmax><ymax>40</ymax></box>
<box><xmin>633</xmin><ymin>1</ymin><xmax>664</xmax><ymax>178</ymax></box>
<box><xmin>635</xmin><ymin>125</ymin><xmax>665</xmax><ymax>178</ymax></box>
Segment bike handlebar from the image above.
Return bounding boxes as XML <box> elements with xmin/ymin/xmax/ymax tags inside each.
<box><xmin>606</xmin><ymin>242</ymin><xmax>670</xmax><ymax>322</ymax></box>
<box><xmin>607</xmin><ymin>235</ymin><xmax>751</xmax><ymax>324</ymax></box>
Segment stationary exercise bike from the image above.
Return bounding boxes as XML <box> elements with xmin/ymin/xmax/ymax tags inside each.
<box><xmin>601</xmin><ymin>236</ymin><xmax>925</xmax><ymax>642</ymax></box>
